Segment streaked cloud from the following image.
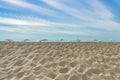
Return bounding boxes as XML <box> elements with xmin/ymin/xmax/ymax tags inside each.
<box><xmin>3</xmin><ymin>0</ymin><xmax>60</xmax><ymax>17</ymax></box>
<box><xmin>0</xmin><ymin>17</ymin><xmax>52</xmax><ymax>26</ymax></box>
<box><xmin>84</xmin><ymin>0</ymin><xmax>114</xmax><ymax>19</ymax></box>
<box><xmin>0</xmin><ymin>25</ymin><xmax>94</xmax><ymax>36</ymax></box>
<box><xmin>0</xmin><ymin>0</ymin><xmax>120</xmax><ymax>41</ymax></box>
<box><xmin>42</xmin><ymin>0</ymin><xmax>120</xmax><ymax>30</ymax></box>
<box><xmin>42</xmin><ymin>0</ymin><xmax>113</xmax><ymax>21</ymax></box>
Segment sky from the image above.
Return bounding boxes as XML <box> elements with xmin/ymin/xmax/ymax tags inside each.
<box><xmin>0</xmin><ymin>0</ymin><xmax>120</xmax><ymax>41</ymax></box>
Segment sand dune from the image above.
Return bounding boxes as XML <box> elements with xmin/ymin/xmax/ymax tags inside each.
<box><xmin>0</xmin><ymin>42</ymin><xmax>120</xmax><ymax>80</ymax></box>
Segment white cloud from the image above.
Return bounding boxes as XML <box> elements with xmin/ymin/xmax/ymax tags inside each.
<box><xmin>43</xmin><ymin>0</ymin><xmax>113</xmax><ymax>21</ymax></box>
<box><xmin>84</xmin><ymin>0</ymin><xmax>113</xmax><ymax>19</ymax></box>
<box><xmin>42</xmin><ymin>0</ymin><xmax>120</xmax><ymax>31</ymax></box>
<box><xmin>42</xmin><ymin>0</ymin><xmax>95</xmax><ymax>21</ymax></box>
<box><xmin>3</xmin><ymin>0</ymin><xmax>59</xmax><ymax>17</ymax></box>
<box><xmin>42</xmin><ymin>0</ymin><xmax>113</xmax><ymax>20</ymax></box>
<box><xmin>0</xmin><ymin>17</ymin><xmax>93</xmax><ymax>35</ymax></box>
<box><xmin>88</xmin><ymin>20</ymin><xmax>120</xmax><ymax>31</ymax></box>
<box><xmin>0</xmin><ymin>27</ymin><xmax>23</xmax><ymax>32</ymax></box>
<box><xmin>1</xmin><ymin>0</ymin><xmax>120</xmax><ymax>37</ymax></box>
<box><xmin>0</xmin><ymin>26</ymin><xmax>94</xmax><ymax>36</ymax></box>
<box><xmin>0</xmin><ymin>15</ymin><xmax>91</xmax><ymax>28</ymax></box>
<box><xmin>0</xmin><ymin>4</ymin><xmax>18</xmax><ymax>10</ymax></box>
<box><xmin>0</xmin><ymin>17</ymin><xmax>52</xmax><ymax>26</ymax></box>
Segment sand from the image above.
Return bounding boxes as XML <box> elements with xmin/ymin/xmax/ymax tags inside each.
<box><xmin>0</xmin><ymin>42</ymin><xmax>120</xmax><ymax>80</ymax></box>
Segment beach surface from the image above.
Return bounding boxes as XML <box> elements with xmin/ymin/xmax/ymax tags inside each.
<box><xmin>0</xmin><ymin>42</ymin><xmax>120</xmax><ymax>80</ymax></box>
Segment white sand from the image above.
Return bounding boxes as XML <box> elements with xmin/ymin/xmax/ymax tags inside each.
<box><xmin>0</xmin><ymin>42</ymin><xmax>120</xmax><ymax>80</ymax></box>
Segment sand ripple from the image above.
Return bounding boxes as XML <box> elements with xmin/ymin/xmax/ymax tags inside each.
<box><xmin>0</xmin><ymin>42</ymin><xmax>120</xmax><ymax>80</ymax></box>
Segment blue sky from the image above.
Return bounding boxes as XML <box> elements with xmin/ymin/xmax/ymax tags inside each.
<box><xmin>0</xmin><ymin>0</ymin><xmax>120</xmax><ymax>41</ymax></box>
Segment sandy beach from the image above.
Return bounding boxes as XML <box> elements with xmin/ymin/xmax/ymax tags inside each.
<box><xmin>0</xmin><ymin>42</ymin><xmax>120</xmax><ymax>80</ymax></box>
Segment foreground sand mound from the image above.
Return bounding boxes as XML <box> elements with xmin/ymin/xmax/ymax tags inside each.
<box><xmin>0</xmin><ymin>42</ymin><xmax>120</xmax><ymax>80</ymax></box>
